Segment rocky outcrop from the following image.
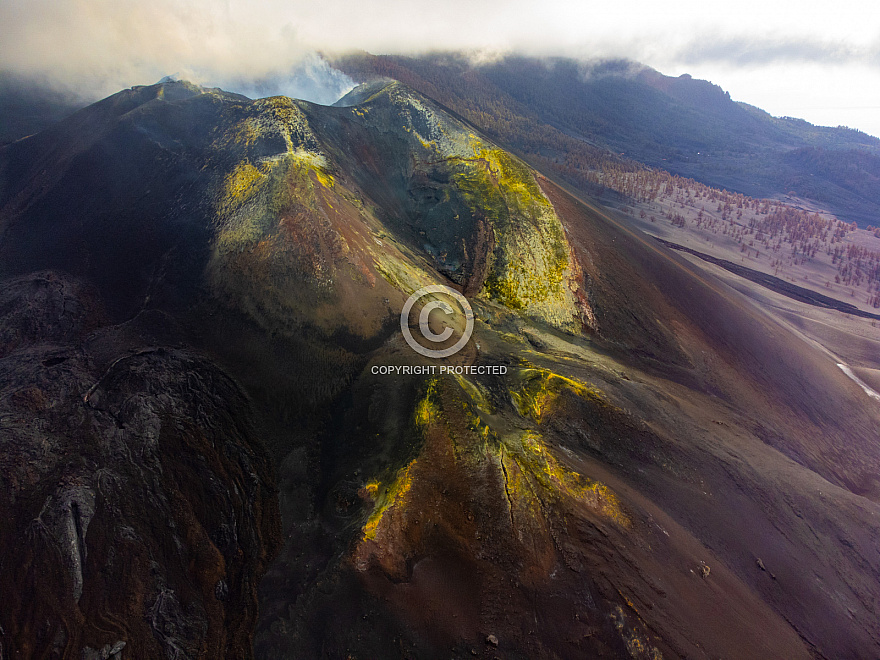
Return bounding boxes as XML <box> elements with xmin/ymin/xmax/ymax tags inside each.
<box><xmin>0</xmin><ymin>272</ymin><xmax>280</xmax><ymax>659</ymax></box>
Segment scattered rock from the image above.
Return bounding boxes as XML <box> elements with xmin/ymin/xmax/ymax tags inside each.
<box><xmin>81</xmin><ymin>641</ymin><xmax>126</xmax><ymax>660</ymax></box>
<box><xmin>486</xmin><ymin>634</ymin><xmax>499</xmax><ymax>646</ymax></box>
<box><xmin>214</xmin><ymin>579</ymin><xmax>228</xmax><ymax>601</ymax></box>
<box><xmin>756</xmin><ymin>558</ymin><xmax>766</xmax><ymax>571</ymax></box>
<box><xmin>699</xmin><ymin>563</ymin><xmax>710</xmax><ymax>579</ymax></box>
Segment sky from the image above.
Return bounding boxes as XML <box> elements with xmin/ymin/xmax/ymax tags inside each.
<box><xmin>1</xmin><ymin>0</ymin><xmax>879</xmax><ymax>136</ymax></box>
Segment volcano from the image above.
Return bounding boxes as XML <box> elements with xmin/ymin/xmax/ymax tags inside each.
<box><xmin>1</xmin><ymin>78</ymin><xmax>879</xmax><ymax>659</ymax></box>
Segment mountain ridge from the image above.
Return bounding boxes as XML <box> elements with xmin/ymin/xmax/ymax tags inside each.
<box><xmin>332</xmin><ymin>52</ymin><xmax>880</xmax><ymax>226</ymax></box>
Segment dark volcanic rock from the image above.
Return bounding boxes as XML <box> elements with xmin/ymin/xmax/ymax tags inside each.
<box><xmin>0</xmin><ymin>272</ymin><xmax>280</xmax><ymax>658</ymax></box>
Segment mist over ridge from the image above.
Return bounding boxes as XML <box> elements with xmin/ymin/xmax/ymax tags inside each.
<box><xmin>2</xmin><ymin>0</ymin><xmax>880</xmax><ymax>135</ymax></box>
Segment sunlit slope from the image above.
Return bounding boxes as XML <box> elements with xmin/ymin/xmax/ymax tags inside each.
<box><xmin>0</xmin><ymin>80</ymin><xmax>592</xmax><ymax>335</ymax></box>
<box><xmin>261</xmin><ymin>170</ymin><xmax>880</xmax><ymax>657</ymax></box>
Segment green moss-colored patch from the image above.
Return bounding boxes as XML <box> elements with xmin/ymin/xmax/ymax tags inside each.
<box><xmin>505</xmin><ymin>430</ymin><xmax>629</xmax><ymax>526</ymax></box>
<box><xmin>444</xmin><ymin>141</ymin><xmax>579</xmax><ymax>328</ymax></box>
<box><xmin>362</xmin><ymin>460</ymin><xmax>416</xmax><ymax>541</ymax></box>
<box><xmin>511</xmin><ymin>368</ymin><xmax>604</xmax><ymax>423</ymax></box>
<box><xmin>414</xmin><ymin>379</ymin><xmax>441</xmax><ymax>428</ymax></box>
<box><xmin>221</xmin><ymin>160</ymin><xmax>264</xmax><ymax>207</ymax></box>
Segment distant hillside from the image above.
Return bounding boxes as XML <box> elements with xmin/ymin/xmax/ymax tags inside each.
<box><xmin>333</xmin><ymin>53</ymin><xmax>880</xmax><ymax>226</ymax></box>
<box><xmin>0</xmin><ymin>73</ymin><xmax>85</xmax><ymax>144</ymax></box>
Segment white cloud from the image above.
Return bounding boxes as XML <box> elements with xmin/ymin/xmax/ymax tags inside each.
<box><xmin>1</xmin><ymin>0</ymin><xmax>878</xmax><ymax>134</ymax></box>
